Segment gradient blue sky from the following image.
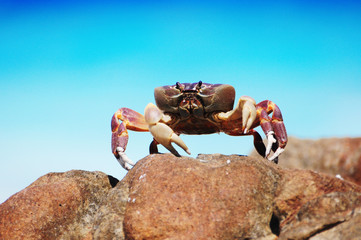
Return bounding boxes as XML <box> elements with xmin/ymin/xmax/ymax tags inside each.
<box><xmin>1</xmin><ymin>0</ymin><xmax>361</xmax><ymax>203</ymax></box>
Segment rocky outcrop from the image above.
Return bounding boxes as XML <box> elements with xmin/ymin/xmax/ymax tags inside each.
<box><xmin>274</xmin><ymin>168</ymin><xmax>361</xmax><ymax>240</ymax></box>
<box><xmin>253</xmin><ymin>137</ymin><xmax>361</xmax><ymax>185</ymax></box>
<box><xmin>1</xmin><ymin>153</ymin><xmax>361</xmax><ymax>239</ymax></box>
<box><xmin>0</xmin><ymin>170</ymin><xmax>117</xmax><ymax>240</ymax></box>
<box><xmin>122</xmin><ymin>154</ymin><xmax>280</xmax><ymax>239</ymax></box>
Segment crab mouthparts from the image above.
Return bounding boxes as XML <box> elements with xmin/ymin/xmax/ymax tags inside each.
<box><xmin>181</xmin><ymin>99</ymin><xmax>199</xmax><ymax>111</ymax></box>
<box><xmin>180</xmin><ymin>93</ymin><xmax>202</xmax><ymax>111</ymax></box>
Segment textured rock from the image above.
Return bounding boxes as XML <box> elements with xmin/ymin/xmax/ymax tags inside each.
<box><xmin>92</xmin><ymin>179</ymin><xmax>129</xmax><ymax>240</ymax></box>
<box><xmin>120</xmin><ymin>154</ymin><xmax>361</xmax><ymax>240</ymax></box>
<box><xmin>1</xmin><ymin>153</ymin><xmax>361</xmax><ymax>240</ymax></box>
<box><xmin>0</xmin><ymin>170</ymin><xmax>115</xmax><ymax>240</ymax></box>
<box><xmin>122</xmin><ymin>154</ymin><xmax>281</xmax><ymax>240</ymax></box>
<box><xmin>253</xmin><ymin>137</ymin><xmax>361</xmax><ymax>185</ymax></box>
<box><xmin>274</xmin><ymin>168</ymin><xmax>361</xmax><ymax>239</ymax></box>
<box><xmin>279</xmin><ymin>191</ymin><xmax>361</xmax><ymax>240</ymax></box>
<box><xmin>309</xmin><ymin>209</ymin><xmax>361</xmax><ymax>240</ymax></box>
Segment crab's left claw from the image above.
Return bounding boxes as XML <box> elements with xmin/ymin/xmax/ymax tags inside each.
<box><xmin>115</xmin><ymin>147</ymin><xmax>135</xmax><ymax>170</ymax></box>
<box><xmin>144</xmin><ymin>103</ymin><xmax>191</xmax><ymax>156</ymax></box>
<box><xmin>257</xmin><ymin>100</ymin><xmax>288</xmax><ymax>163</ymax></box>
<box><xmin>265</xmin><ymin>131</ymin><xmax>277</xmax><ymax>158</ymax></box>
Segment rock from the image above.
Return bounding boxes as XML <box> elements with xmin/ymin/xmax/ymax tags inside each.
<box><xmin>1</xmin><ymin>153</ymin><xmax>361</xmax><ymax>240</ymax></box>
<box><xmin>92</xmin><ymin>180</ymin><xmax>130</xmax><ymax>240</ymax></box>
<box><xmin>0</xmin><ymin>170</ymin><xmax>116</xmax><ymax>240</ymax></box>
<box><xmin>278</xmin><ymin>191</ymin><xmax>361</xmax><ymax>240</ymax></box>
<box><xmin>121</xmin><ymin>154</ymin><xmax>361</xmax><ymax>240</ymax></box>
<box><xmin>253</xmin><ymin>137</ymin><xmax>361</xmax><ymax>185</ymax></box>
<box><xmin>274</xmin><ymin>168</ymin><xmax>361</xmax><ymax>239</ymax></box>
<box><xmin>122</xmin><ymin>154</ymin><xmax>281</xmax><ymax>240</ymax></box>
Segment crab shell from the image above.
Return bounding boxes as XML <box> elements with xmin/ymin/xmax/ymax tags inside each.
<box><xmin>154</xmin><ymin>82</ymin><xmax>236</xmax><ymax>115</ymax></box>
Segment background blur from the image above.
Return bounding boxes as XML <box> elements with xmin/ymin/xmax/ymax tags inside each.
<box><xmin>1</xmin><ymin>0</ymin><xmax>360</xmax><ymax>203</ymax></box>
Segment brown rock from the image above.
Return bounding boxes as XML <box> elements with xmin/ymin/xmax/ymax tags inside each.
<box><xmin>278</xmin><ymin>191</ymin><xmax>361</xmax><ymax>240</ymax></box>
<box><xmin>309</xmin><ymin>210</ymin><xmax>361</xmax><ymax>240</ymax></box>
<box><xmin>121</xmin><ymin>154</ymin><xmax>361</xmax><ymax>240</ymax></box>
<box><xmin>274</xmin><ymin>168</ymin><xmax>361</xmax><ymax>239</ymax></box>
<box><xmin>92</xmin><ymin>180</ymin><xmax>130</xmax><ymax>240</ymax></box>
<box><xmin>0</xmin><ymin>170</ymin><xmax>115</xmax><ymax>240</ymax></box>
<box><xmin>274</xmin><ymin>168</ymin><xmax>361</xmax><ymax>224</ymax></box>
<box><xmin>122</xmin><ymin>154</ymin><xmax>281</xmax><ymax>240</ymax></box>
<box><xmin>257</xmin><ymin>137</ymin><xmax>361</xmax><ymax>185</ymax></box>
<box><xmin>2</xmin><ymin>153</ymin><xmax>361</xmax><ymax>239</ymax></box>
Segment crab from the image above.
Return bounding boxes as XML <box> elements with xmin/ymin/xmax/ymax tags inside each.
<box><xmin>111</xmin><ymin>81</ymin><xmax>287</xmax><ymax>170</ymax></box>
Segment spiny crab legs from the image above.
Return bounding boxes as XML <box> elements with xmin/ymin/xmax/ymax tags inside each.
<box><xmin>111</xmin><ymin>81</ymin><xmax>287</xmax><ymax>170</ymax></box>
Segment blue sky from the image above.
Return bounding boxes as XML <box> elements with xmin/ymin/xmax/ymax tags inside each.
<box><xmin>1</xmin><ymin>0</ymin><xmax>361</xmax><ymax>203</ymax></box>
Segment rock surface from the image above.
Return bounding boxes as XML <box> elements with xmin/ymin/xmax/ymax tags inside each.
<box><xmin>1</xmin><ymin>153</ymin><xmax>361</xmax><ymax>239</ymax></box>
<box><xmin>123</xmin><ymin>154</ymin><xmax>280</xmax><ymax>240</ymax></box>
<box><xmin>274</xmin><ymin>168</ymin><xmax>361</xmax><ymax>240</ymax></box>
<box><xmin>252</xmin><ymin>137</ymin><xmax>361</xmax><ymax>185</ymax></box>
<box><xmin>0</xmin><ymin>170</ymin><xmax>115</xmax><ymax>240</ymax></box>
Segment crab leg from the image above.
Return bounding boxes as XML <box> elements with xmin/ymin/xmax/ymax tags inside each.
<box><xmin>256</xmin><ymin>100</ymin><xmax>288</xmax><ymax>162</ymax></box>
<box><xmin>251</xmin><ymin>130</ymin><xmax>267</xmax><ymax>157</ymax></box>
<box><xmin>111</xmin><ymin>108</ymin><xmax>149</xmax><ymax>170</ymax></box>
<box><xmin>149</xmin><ymin>139</ymin><xmax>160</xmax><ymax>154</ymax></box>
<box><xmin>144</xmin><ymin>103</ymin><xmax>191</xmax><ymax>156</ymax></box>
<box><xmin>223</xmin><ymin>127</ymin><xmax>268</xmax><ymax>160</ymax></box>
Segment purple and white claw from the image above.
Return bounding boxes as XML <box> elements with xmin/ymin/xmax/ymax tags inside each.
<box><xmin>267</xmin><ymin>147</ymin><xmax>285</xmax><ymax>162</ymax></box>
<box><xmin>116</xmin><ymin>147</ymin><xmax>135</xmax><ymax>170</ymax></box>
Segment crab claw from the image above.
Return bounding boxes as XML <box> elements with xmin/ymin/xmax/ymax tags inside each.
<box><xmin>149</xmin><ymin>123</ymin><xmax>191</xmax><ymax>156</ymax></box>
<box><xmin>256</xmin><ymin>100</ymin><xmax>288</xmax><ymax>163</ymax></box>
<box><xmin>145</xmin><ymin>103</ymin><xmax>191</xmax><ymax>156</ymax></box>
<box><xmin>265</xmin><ymin>131</ymin><xmax>277</xmax><ymax>158</ymax></box>
<box><xmin>214</xmin><ymin>96</ymin><xmax>257</xmax><ymax>133</ymax></box>
<box><xmin>115</xmin><ymin>147</ymin><xmax>135</xmax><ymax>170</ymax></box>
<box><xmin>268</xmin><ymin>147</ymin><xmax>284</xmax><ymax>163</ymax></box>
<box><xmin>240</xmin><ymin>96</ymin><xmax>257</xmax><ymax>134</ymax></box>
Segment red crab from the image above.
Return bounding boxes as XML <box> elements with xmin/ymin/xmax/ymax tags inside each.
<box><xmin>111</xmin><ymin>81</ymin><xmax>287</xmax><ymax>170</ymax></box>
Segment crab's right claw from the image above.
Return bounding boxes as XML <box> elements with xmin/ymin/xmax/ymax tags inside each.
<box><xmin>149</xmin><ymin>123</ymin><xmax>191</xmax><ymax>157</ymax></box>
<box><xmin>145</xmin><ymin>103</ymin><xmax>191</xmax><ymax>156</ymax></box>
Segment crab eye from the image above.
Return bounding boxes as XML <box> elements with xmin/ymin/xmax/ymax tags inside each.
<box><xmin>196</xmin><ymin>81</ymin><xmax>202</xmax><ymax>91</ymax></box>
<box><xmin>175</xmin><ymin>82</ymin><xmax>184</xmax><ymax>91</ymax></box>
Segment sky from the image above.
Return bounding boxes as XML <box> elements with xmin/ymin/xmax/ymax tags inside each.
<box><xmin>1</xmin><ymin>0</ymin><xmax>361</xmax><ymax>203</ymax></box>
